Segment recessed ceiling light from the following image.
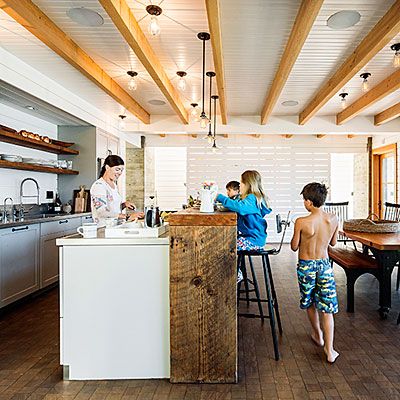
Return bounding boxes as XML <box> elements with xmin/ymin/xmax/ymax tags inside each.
<box><xmin>327</xmin><ymin>10</ymin><xmax>360</xmax><ymax>30</ymax></box>
<box><xmin>25</xmin><ymin>105</ymin><xmax>36</xmax><ymax>110</ymax></box>
<box><xmin>148</xmin><ymin>99</ymin><xmax>166</xmax><ymax>106</ymax></box>
<box><xmin>281</xmin><ymin>100</ymin><xmax>299</xmax><ymax>107</ymax></box>
<box><xmin>66</xmin><ymin>7</ymin><xmax>104</xmax><ymax>27</ymax></box>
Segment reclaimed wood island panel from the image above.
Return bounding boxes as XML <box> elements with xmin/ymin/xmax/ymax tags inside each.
<box><xmin>169</xmin><ymin>209</ymin><xmax>237</xmax><ymax>383</ymax></box>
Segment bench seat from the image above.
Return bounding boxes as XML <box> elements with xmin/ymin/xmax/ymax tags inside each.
<box><xmin>328</xmin><ymin>246</ymin><xmax>380</xmax><ymax>312</ymax></box>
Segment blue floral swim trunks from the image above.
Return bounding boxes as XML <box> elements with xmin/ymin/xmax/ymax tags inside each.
<box><xmin>297</xmin><ymin>258</ymin><xmax>338</xmax><ymax>314</ymax></box>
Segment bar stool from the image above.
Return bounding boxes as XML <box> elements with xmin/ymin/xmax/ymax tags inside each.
<box><xmin>237</xmin><ymin>212</ymin><xmax>290</xmax><ymax>361</ymax></box>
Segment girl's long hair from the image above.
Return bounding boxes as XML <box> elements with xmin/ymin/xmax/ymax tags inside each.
<box><xmin>241</xmin><ymin>170</ymin><xmax>269</xmax><ymax>208</ymax></box>
<box><xmin>99</xmin><ymin>155</ymin><xmax>124</xmax><ymax>178</ymax></box>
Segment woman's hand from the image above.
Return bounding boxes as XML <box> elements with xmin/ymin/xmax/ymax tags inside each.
<box><xmin>122</xmin><ymin>201</ymin><xmax>136</xmax><ymax>210</ymax></box>
<box><xmin>128</xmin><ymin>212</ymin><xmax>144</xmax><ymax>221</ymax></box>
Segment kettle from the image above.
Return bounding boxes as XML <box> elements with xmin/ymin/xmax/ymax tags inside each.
<box><xmin>145</xmin><ymin>206</ymin><xmax>161</xmax><ymax>228</ymax></box>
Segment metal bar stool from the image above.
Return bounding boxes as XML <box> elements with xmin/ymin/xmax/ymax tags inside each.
<box><xmin>237</xmin><ymin>212</ymin><xmax>290</xmax><ymax>361</ymax></box>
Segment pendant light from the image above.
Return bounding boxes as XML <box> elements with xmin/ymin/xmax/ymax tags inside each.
<box><xmin>339</xmin><ymin>92</ymin><xmax>348</xmax><ymax>109</ymax></box>
<box><xmin>206</xmin><ymin>71</ymin><xmax>216</xmax><ymax>143</ymax></box>
<box><xmin>146</xmin><ymin>5</ymin><xmax>162</xmax><ymax>36</ymax></box>
<box><xmin>127</xmin><ymin>71</ymin><xmax>138</xmax><ymax>91</ymax></box>
<box><xmin>176</xmin><ymin>71</ymin><xmax>187</xmax><ymax>92</ymax></box>
<box><xmin>118</xmin><ymin>114</ymin><xmax>127</xmax><ymax>130</ymax></box>
<box><xmin>211</xmin><ymin>95</ymin><xmax>219</xmax><ymax>153</ymax></box>
<box><xmin>391</xmin><ymin>43</ymin><xmax>400</xmax><ymax>68</ymax></box>
<box><xmin>197</xmin><ymin>32</ymin><xmax>210</xmax><ymax>129</ymax></box>
<box><xmin>359</xmin><ymin>72</ymin><xmax>371</xmax><ymax>93</ymax></box>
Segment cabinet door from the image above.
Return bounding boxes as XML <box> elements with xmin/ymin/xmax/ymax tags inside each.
<box><xmin>0</xmin><ymin>225</ymin><xmax>39</xmax><ymax>307</ymax></box>
<box><xmin>40</xmin><ymin>234</ymin><xmax>59</xmax><ymax>288</ymax></box>
<box><xmin>96</xmin><ymin>132</ymin><xmax>109</xmax><ymax>160</ymax></box>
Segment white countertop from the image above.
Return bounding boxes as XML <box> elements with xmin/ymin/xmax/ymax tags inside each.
<box><xmin>56</xmin><ymin>229</ymin><xmax>170</xmax><ymax>246</ymax></box>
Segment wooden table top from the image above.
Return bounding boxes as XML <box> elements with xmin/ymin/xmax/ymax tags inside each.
<box><xmin>342</xmin><ymin>229</ymin><xmax>400</xmax><ymax>251</ymax></box>
<box><xmin>168</xmin><ymin>208</ymin><xmax>237</xmax><ymax>226</ymax></box>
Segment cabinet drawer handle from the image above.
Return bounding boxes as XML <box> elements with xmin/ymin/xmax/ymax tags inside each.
<box><xmin>59</xmin><ymin>220</ymin><xmax>68</xmax><ymax>224</ymax></box>
<box><xmin>12</xmin><ymin>226</ymin><xmax>29</xmax><ymax>232</ymax></box>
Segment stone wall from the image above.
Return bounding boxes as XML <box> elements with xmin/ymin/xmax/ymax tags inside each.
<box><xmin>126</xmin><ymin>138</ymin><xmax>145</xmax><ymax>210</ymax></box>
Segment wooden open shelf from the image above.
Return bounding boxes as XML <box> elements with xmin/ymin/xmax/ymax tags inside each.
<box><xmin>0</xmin><ymin>129</ymin><xmax>79</xmax><ymax>155</ymax></box>
<box><xmin>0</xmin><ymin>159</ymin><xmax>79</xmax><ymax>175</ymax></box>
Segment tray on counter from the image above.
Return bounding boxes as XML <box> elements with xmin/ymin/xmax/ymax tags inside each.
<box><xmin>105</xmin><ymin>222</ymin><xmax>168</xmax><ymax>238</ymax></box>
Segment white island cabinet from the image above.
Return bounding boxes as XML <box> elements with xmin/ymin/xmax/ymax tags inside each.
<box><xmin>57</xmin><ymin>231</ymin><xmax>170</xmax><ymax>380</ymax></box>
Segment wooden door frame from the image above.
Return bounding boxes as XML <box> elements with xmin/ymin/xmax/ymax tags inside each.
<box><xmin>372</xmin><ymin>143</ymin><xmax>397</xmax><ymax>218</ymax></box>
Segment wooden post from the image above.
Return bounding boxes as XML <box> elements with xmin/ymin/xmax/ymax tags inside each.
<box><xmin>169</xmin><ymin>209</ymin><xmax>237</xmax><ymax>383</ymax></box>
<box><xmin>368</xmin><ymin>136</ymin><xmax>373</xmax><ymax>215</ymax></box>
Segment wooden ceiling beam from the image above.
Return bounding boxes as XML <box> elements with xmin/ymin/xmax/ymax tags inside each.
<box><xmin>205</xmin><ymin>0</ymin><xmax>227</xmax><ymax>125</ymax></box>
<box><xmin>98</xmin><ymin>0</ymin><xmax>189</xmax><ymax>124</ymax></box>
<box><xmin>299</xmin><ymin>0</ymin><xmax>400</xmax><ymax>125</ymax></box>
<box><xmin>0</xmin><ymin>0</ymin><xmax>150</xmax><ymax>124</ymax></box>
<box><xmin>316</xmin><ymin>134</ymin><xmax>325</xmax><ymax>139</ymax></box>
<box><xmin>261</xmin><ymin>0</ymin><xmax>323</xmax><ymax>125</ymax></box>
<box><xmin>337</xmin><ymin>69</ymin><xmax>400</xmax><ymax>125</ymax></box>
<box><xmin>374</xmin><ymin>101</ymin><xmax>400</xmax><ymax>126</ymax></box>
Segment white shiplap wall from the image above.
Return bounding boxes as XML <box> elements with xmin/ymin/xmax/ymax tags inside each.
<box><xmin>146</xmin><ymin>134</ymin><xmax>368</xmax><ymax>242</ymax></box>
<box><xmin>0</xmin><ymin>104</ymin><xmax>58</xmax><ymax>204</ymax></box>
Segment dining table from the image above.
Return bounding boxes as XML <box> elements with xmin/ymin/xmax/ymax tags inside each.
<box><xmin>342</xmin><ymin>229</ymin><xmax>400</xmax><ymax>319</ymax></box>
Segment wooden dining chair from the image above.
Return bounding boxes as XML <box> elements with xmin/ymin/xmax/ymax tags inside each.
<box><xmin>384</xmin><ymin>202</ymin><xmax>400</xmax><ymax>291</ymax></box>
<box><xmin>324</xmin><ymin>201</ymin><xmax>356</xmax><ymax>249</ymax></box>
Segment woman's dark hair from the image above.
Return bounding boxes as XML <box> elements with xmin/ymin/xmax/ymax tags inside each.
<box><xmin>300</xmin><ymin>182</ymin><xmax>328</xmax><ymax>208</ymax></box>
<box><xmin>99</xmin><ymin>155</ymin><xmax>124</xmax><ymax>178</ymax></box>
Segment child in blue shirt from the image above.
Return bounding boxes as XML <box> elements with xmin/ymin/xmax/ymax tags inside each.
<box><xmin>217</xmin><ymin>170</ymin><xmax>272</xmax><ymax>251</ymax></box>
<box><xmin>226</xmin><ymin>180</ymin><xmax>240</xmax><ymax>200</ymax></box>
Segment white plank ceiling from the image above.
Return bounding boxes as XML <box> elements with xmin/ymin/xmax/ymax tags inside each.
<box><xmin>0</xmin><ymin>0</ymin><xmax>398</xmax><ymax>125</ymax></box>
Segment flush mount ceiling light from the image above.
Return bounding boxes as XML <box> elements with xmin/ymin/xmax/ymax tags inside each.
<box><xmin>176</xmin><ymin>71</ymin><xmax>187</xmax><ymax>92</ymax></box>
<box><xmin>360</xmin><ymin>72</ymin><xmax>371</xmax><ymax>92</ymax></box>
<box><xmin>327</xmin><ymin>10</ymin><xmax>360</xmax><ymax>30</ymax></box>
<box><xmin>339</xmin><ymin>92</ymin><xmax>349</xmax><ymax>109</ymax></box>
<box><xmin>148</xmin><ymin>99</ymin><xmax>166</xmax><ymax>106</ymax></box>
<box><xmin>190</xmin><ymin>103</ymin><xmax>199</xmax><ymax>121</ymax></box>
<box><xmin>391</xmin><ymin>43</ymin><xmax>400</xmax><ymax>68</ymax></box>
<box><xmin>25</xmin><ymin>105</ymin><xmax>36</xmax><ymax>110</ymax></box>
<box><xmin>66</xmin><ymin>7</ymin><xmax>104</xmax><ymax>27</ymax></box>
<box><xmin>281</xmin><ymin>100</ymin><xmax>299</xmax><ymax>107</ymax></box>
<box><xmin>146</xmin><ymin>5</ymin><xmax>162</xmax><ymax>36</ymax></box>
<box><xmin>127</xmin><ymin>71</ymin><xmax>138</xmax><ymax>91</ymax></box>
<box><xmin>118</xmin><ymin>114</ymin><xmax>127</xmax><ymax>130</ymax></box>
<box><xmin>197</xmin><ymin>32</ymin><xmax>211</xmax><ymax>129</ymax></box>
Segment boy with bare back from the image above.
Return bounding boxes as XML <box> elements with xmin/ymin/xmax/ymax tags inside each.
<box><xmin>291</xmin><ymin>182</ymin><xmax>339</xmax><ymax>363</ymax></box>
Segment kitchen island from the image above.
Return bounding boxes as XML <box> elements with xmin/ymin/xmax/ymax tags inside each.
<box><xmin>57</xmin><ymin>230</ymin><xmax>170</xmax><ymax>380</ymax></box>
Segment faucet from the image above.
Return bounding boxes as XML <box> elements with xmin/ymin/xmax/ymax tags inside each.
<box><xmin>3</xmin><ymin>197</ymin><xmax>13</xmax><ymax>224</ymax></box>
<box><xmin>20</xmin><ymin>178</ymin><xmax>40</xmax><ymax>205</ymax></box>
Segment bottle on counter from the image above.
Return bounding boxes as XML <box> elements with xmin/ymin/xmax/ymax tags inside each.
<box><xmin>54</xmin><ymin>192</ymin><xmax>62</xmax><ymax>213</ymax></box>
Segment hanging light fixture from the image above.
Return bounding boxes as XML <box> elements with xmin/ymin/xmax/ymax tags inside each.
<box><xmin>127</xmin><ymin>71</ymin><xmax>138</xmax><ymax>91</ymax></box>
<box><xmin>190</xmin><ymin>103</ymin><xmax>200</xmax><ymax>121</ymax></box>
<box><xmin>211</xmin><ymin>95</ymin><xmax>219</xmax><ymax>153</ymax></box>
<box><xmin>359</xmin><ymin>72</ymin><xmax>371</xmax><ymax>93</ymax></box>
<box><xmin>339</xmin><ymin>92</ymin><xmax>348</xmax><ymax>109</ymax></box>
<box><xmin>197</xmin><ymin>32</ymin><xmax>211</xmax><ymax>129</ymax></box>
<box><xmin>176</xmin><ymin>71</ymin><xmax>187</xmax><ymax>92</ymax></box>
<box><xmin>146</xmin><ymin>5</ymin><xmax>162</xmax><ymax>36</ymax></box>
<box><xmin>118</xmin><ymin>114</ymin><xmax>127</xmax><ymax>130</ymax></box>
<box><xmin>391</xmin><ymin>43</ymin><xmax>400</xmax><ymax>68</ymax></box>
<box><xmin>205</xmin><ymin>71</ymin><xmax>216</xmax><ymax>143</ymax></box>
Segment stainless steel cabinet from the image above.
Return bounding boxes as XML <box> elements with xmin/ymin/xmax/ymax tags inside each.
<box><xmin>0</xmin><ymin>224</ymin><xmax>40</xmax><ymax>307</ymax></box>
<box><xmin>40</xmin><ymin>217</ymin><xmax>82</xmax><ymax>288</ymax></box>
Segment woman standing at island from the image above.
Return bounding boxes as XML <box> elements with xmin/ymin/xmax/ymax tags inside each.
<box><xmin>90</xmin><ymin>155</ymin><xmax>143</xmax><ymax>226</ymax></box>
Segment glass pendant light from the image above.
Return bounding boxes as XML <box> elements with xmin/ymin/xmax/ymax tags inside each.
<box><xmin>211</xmin><ymin>95</ymin><xmax>220</xmax><ymax>152</ymax></box>
<box><xmin>360</xmin><ymin>72</ymin><xmax>371</xmax><ymax>93</ymax></box>
<box><xmin>176</xmin><ymin>71</ymin><xmax>187</xmax><ymax>92</ymax></box>
<box><xmin>127</xmin><ymin>71</ymin><xmax>138</xmax><ymax>91</ymax></box>
<box><xmin>118</xmin><ymin>114</ymin><xmax>127</xmax><ymax>130</ymax></box>
<box><xmin>391</xmin><ymin>43</ymin><xmax>400</xmax><ymax>68</ymax></box>
<box><xmin>197</xmin><ymin>32</ymin><xmax>210</xmax><ymax>129</ymax></box>
<box><xmin>339</xmin><ymin>92</ymin><xmax>348</xmax><ymax>109</ymax></box>
<box><xmin>146</xmin><ymin>5</ymin><xmax>162</xmax><ymax>36</ymax></box>
<box><xmin>190</xmin><ymin>103</ymin><xmax>199</xmax><ymax>121</ymax></box>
